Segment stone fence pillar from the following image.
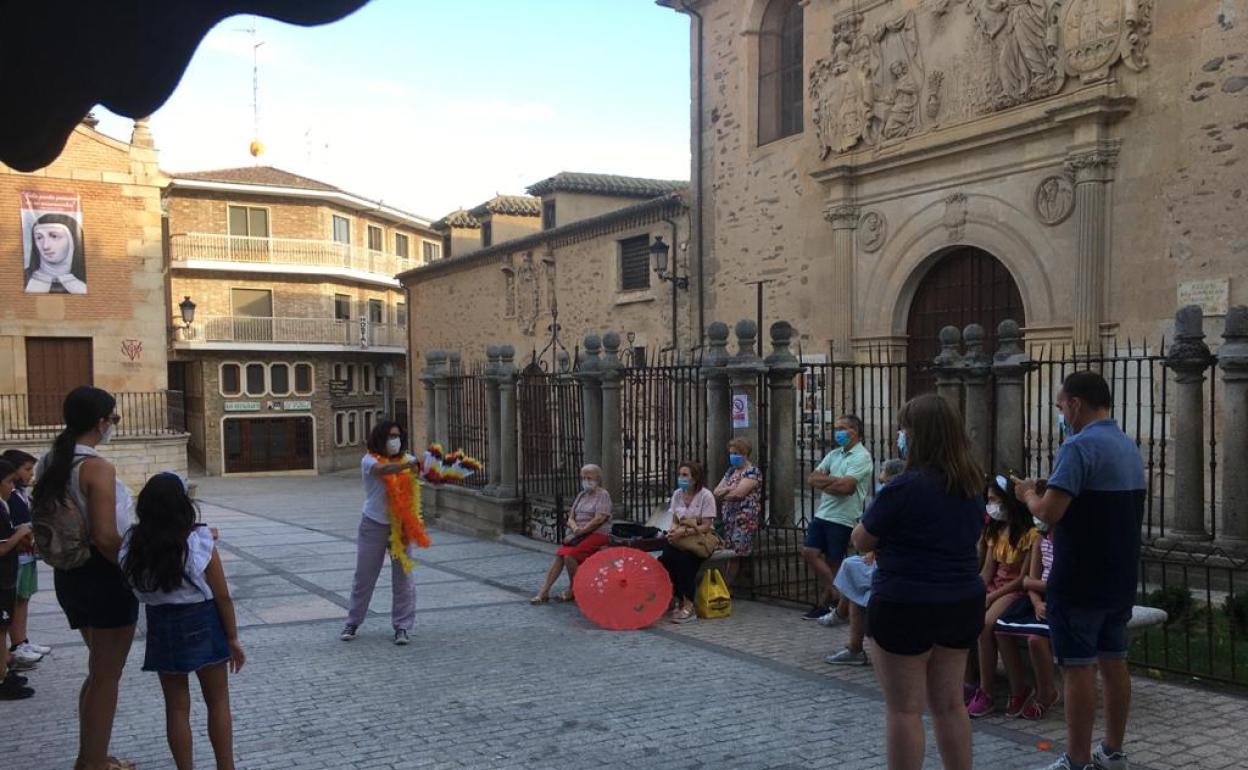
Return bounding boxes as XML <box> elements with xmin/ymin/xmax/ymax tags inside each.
<box><xmin>765</xmin><ymin>321</ymin><xmax>801</xmax><ymax>527</ymax></box>
<box><xmin>702</xmin><ymin>322</ymin><xmax>733</xmax><ymax>487</ymax></box>
<box><xmin>599</xmin><ymin>332</ymin><xmax>624</xmax><ymax>510</ymax></box>
<box><xmin>577</xmin><ymin>335</ymin><xmax>603</xmax><ymax>468</ymax></box>
<box><xmin>728</xmin><ymin>320</ymin><xmax>767</xmax><ymax>463</ymax></box>
<box><xmin>992</xmin><ymin>320</ymin><xmax>1030</xmax><ymax>476</ymax></box>
<box><xmin>1166</xmin><ymin>306</ymin><xmax>1214</xmax><ymax>541</ymax></box>
<box><xmin>483</xmin><ymin>345</ymin><xmax>502</xmax><ymax>497</ymax></box>
<box><xmin>933</xmin><ymin>326</ymin><xmax>964</xmax><ymax>415</ymax></box>
<box><xmin>420</xmin><ymin>350</ymin><xmax>445</xmax><ymax>447</ymax></box>
<box><xmin>961</xmin><ymin>324</ymin><xmax>992</xmax><ymax>473</ymax></box>
<box><xmin>497</xmin><ymin>345</ymin><xmax>519</xmax><ymax>499</ymax></box>
<box><xmin>1219</xmin><ymin>307</ymin><xmax>1248</xmax><ymax>545</ymax></box>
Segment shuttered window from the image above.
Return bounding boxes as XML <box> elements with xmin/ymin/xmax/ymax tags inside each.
<box><xmin>619</xmin><ymin>235</ymin><xmax>651</xmax><ymax>292</ymax></box>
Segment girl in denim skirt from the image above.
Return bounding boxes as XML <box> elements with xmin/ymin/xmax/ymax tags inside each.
<box><xmin>120</xmin><ymin>473</ymin><xmax>245</xmax><ymax>770</ymax></box>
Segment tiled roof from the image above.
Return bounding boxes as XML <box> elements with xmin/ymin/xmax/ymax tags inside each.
<box><xmin>526</xmin><ymin>171</ymin><xmax>688</xmax><ymax>199</ymax></box>
<box><xmin>174</xmin><ymin>166</ymin><xmax>342</xmax><ymax>192</ymax></box>
<box><xmin>432</xmin><ymin>208</ymin><xmax>481</xmax><ymax>230</ymax></box>
<box><xmin>467</xmin><ymin>194</ymin><xmax>542</xmax><ymax>218</ymax></box>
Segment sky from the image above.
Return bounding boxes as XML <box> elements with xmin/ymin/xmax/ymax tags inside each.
<box><xmin>93</xmin><ymin>0</ymin><xmax>692</xmax><ymax>220</ymax></box>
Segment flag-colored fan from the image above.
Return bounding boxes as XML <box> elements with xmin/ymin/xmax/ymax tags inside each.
<box><xmin>419</xmin><ymin>443</ymin><xmax>482</xmax><ymax>484</ymax></box>
<box><xmin>573</xmin><ymin>547</ymin><xmax>673</xmax><ymax>630</ymax></box>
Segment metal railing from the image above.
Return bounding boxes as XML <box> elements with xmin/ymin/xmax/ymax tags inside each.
<box><xmin>186</xmin><ymin>316</ymin><xmax>405</xmax><ymax>348</ymax></box>
<box><xmin>0</xmin><ymin>391</ymin><xmax>186</xmax><ymax>440</ymax></box>
<box><xmin>170</xmin><ymin>232</ymin><xmax>418</xmax><ymax>279</ymax></box>
<box><xmin>447</xmin><ymin>365</ymin><xmax>490</xmax><ymax>490</ymax></box>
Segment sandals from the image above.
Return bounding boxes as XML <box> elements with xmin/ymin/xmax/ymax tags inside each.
<box><xmin>1021</xmin><ymin>689</ymin><xmax>1061</xmax><ymax>721</ymax></box>
<box><xmin>528</xmin><ymin>595</ymin><xmax>549</xmax><ymax>605</ymax></box>
<box><xmin>555</xmin><ymin>591</ymin><xmax>575</xmax><ymax>603</ymax></box>
<box><xmin>76</xmin><ymin>758</ymin><xmax>137</xmax><ymax>770</ymax></box>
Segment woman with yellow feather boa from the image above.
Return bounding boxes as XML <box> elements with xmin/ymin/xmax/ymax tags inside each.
<box><xmin>340</xmin><ymin>420</ymin><xmax>430</xmax><ymax>646</ymax></box>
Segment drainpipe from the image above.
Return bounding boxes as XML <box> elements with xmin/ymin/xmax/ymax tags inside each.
<box><xmin>662</xmin><ymin>216</ymin><xmax>680</xmax><ymax>351</ymax></box>
<box><xmin>676</xmin><ymin>0</ymin><xmax>705</xmax><ymax>347</ymax></box>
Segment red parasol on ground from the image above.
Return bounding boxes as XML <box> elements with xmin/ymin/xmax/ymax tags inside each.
<box><xmin>573</xmin><ymin>547</ymin><xmax>673</xmax><ymax>630</ymax></box>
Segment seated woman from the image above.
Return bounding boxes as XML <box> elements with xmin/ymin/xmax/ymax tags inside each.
<box><xmin>711</xmin><ymin>437</ymin><xmax>761</xmax><ymax>587</ymax></box>
<box><xmin>658</xmin><ymin>461</ymin><xmax>718</xmax><ymax>624</ymax></box>
<box><xmin>530</xmin><ymin>464</ymin><xmax>612</xmax><ymax>604</ymax></box>
<box><xmin>994</xmin><ymin>514</ymin><xmax>1060</xmax><ymax>720</ymax></box>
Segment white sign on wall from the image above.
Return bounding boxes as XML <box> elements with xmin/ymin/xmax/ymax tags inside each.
<box><xmin>732</xmin><ymin>393</ymin><xmax>749</xmax><ymax>429</ymax></box>
<box><xmin>1178</xmin><ymin>279</ymin><xmax>1230</xmax><ymax>317</ymax></box>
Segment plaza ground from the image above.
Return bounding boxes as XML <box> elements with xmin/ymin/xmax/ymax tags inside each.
<box><xmin>10</xmin><ymin>474</ymin><xmax>1244</xmax><ymax>770</ymax></box>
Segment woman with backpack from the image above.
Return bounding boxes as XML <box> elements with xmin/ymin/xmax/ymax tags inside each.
<box><xmin>32</xmin><ymin>386</ymin><xmax>137</xmax><ymax>770</ymax></box>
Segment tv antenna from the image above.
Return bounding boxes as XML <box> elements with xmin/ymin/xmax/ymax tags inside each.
<box><xmin>237</xmin><ymin>17</ymin><xmax>265</xmax><ymax>160</ymax></box>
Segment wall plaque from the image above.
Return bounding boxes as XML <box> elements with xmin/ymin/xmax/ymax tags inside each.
<box><xmin>1178</xmin><ymin>279</ymin><xmax>1229</xmax><ymax>317</ymax></box>
<box><xmin>224</xmin><ymin>401</ymin><xmax>261</xmax><ymax>412</ymax></box>
<box><xmin>282</xmin><ymin>400</ymin><xmax>312</xmax><ymax>411</ymax></box>
<box><xmin>329</xmin><ymin>379</ymin><xmax>350</xmax><ymax>398</ymax></box>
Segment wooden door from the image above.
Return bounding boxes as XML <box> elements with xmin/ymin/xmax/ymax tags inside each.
<box><xmin>223</xmin><ymin>417</ymin><xmax>314</xmax><ymax>473</ymax></box>
<box><xmin>906</xmin><ymin>248</ymin><xmax>1025</xmax><ymax>397</ymax></box>
<box><xmin>25</xmin><ymin>337</ymin><xmax>92</xmax><ymax>425</ymax></box>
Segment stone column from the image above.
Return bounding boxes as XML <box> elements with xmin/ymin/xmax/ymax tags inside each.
<box><xmin>598</xmin><ymin>332</ymin><xmax>624</xmax><ymax>509</ymax></box>
<box><xmin>1219</xmin><ymin>307</ymin><xmax>1248</xmax><ymax>545</ymax></box>
<box><xmin>1066</xmin><ymin>141</ymin><xmax>1120</xmax><ymax>352</ymax></box>
<box><xmin>823</xmin><ymin>203</ymin><xmax>859</xmax><ymax>360</ymax></box>
<box><xmin>728</xmin><ymin>320</ymin><xmax>767</xmax><ymax>460</ymax></box>
<box><xmin>420</xmin><ymin>350</ymin><xmax>444</xmax><ymax>448</ymax></box>
<box><xmin>1166</xmin><ymin>305</ymin><xmax>1214</xmax><ymax>541</ymax></box>
<box><xmin>765</xmin><ymin>321</ymin><xmax>801</xmax><ymax>527</ymax></box>
<box><xmin>933</xmin><ymin>326</ymin><xmax>964</xmax><ymax>414</ymax></box>
<box><xmin>702</xmin><ymin>322</ymin><xmax>733</xmax><ymax>486</ymax></box>
<box><xmin>482</xmin><ymin>346</ymin><xmax>502</xmax><ymax>497</ymax></box>
<box><xmin>576</xmin><ymin>335</ymin><xmax>603</xmax><ymax>467</ymax></box>
<box><xmin>497</xmin><ymin>345</ymin><xmax>519</xmax><ymax>499</ymax></box>
<box><xmin>961</xmin><ymin>325</ymin><xmax>992</xmax><ymax>472</ymax></box>
<box><xmin>992</xmin><ymin>320</ymin><xmax>1030</xmax><ymax>476</ymax></box>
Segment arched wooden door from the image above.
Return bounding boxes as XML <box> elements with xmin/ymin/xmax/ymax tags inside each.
<box><xmin>906</xmin><ymin>247</ymin><xmax>1025</xmax><ymax>397</ymax></box>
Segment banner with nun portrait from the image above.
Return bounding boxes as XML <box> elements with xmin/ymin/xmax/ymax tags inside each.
<box><xmin>20</xmin><ymin>190</ymin><xmax>86</xmax><ymax>294</ymax></box>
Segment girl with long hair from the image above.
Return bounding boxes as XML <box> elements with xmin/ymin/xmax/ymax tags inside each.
<box><xmin>120</xmin><ymin>473</ymin><xmax>244</xmax><ymax>770</ymax></box>
<box><xmin>851</xmin><ymin>394</ymin><xmax>986</xmax><ymax>770</ymax></box>
<box><xmin>32</xmin><ymin>386</ymin><xmax>136</xmax><ymax>770</ymax></box>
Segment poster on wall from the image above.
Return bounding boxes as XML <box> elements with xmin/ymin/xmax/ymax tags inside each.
<box><xmin>20</xmin><ymin>190</ymin><xmax>86</xmax><ymax>294</ymax></box>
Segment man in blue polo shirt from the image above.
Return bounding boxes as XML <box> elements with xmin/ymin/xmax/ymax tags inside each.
<box><xmin>1017</xmin><ymin>371</ymin><xmax>1145</xmax><ymax>770</ymax></box>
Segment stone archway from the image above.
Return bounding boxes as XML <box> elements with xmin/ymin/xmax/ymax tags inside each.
<box><xmin>905</xmin><ymin>246</ymin><xmax>1025</xmax><ymax>396</ymax></box>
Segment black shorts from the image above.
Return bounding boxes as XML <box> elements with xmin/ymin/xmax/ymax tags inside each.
<box><xmin>53</xmin><ymin>549</ymin><xmax>138</xmax><ymax>631</ymax></box>
<box><xmin>868</xmin><ymin>593</ymin><xmax>985</xmax><ymax>656</ymax></box>
<box><xmin>0</xmin><ymin>587</ymin><xmax>14</xmax><ymax>630</ymax></box>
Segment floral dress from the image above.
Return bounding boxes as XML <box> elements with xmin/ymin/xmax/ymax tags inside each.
<box><xmin>719</xmin><ymin>465</ymin><xmax>762</xmax><ymax>556</ymax></box>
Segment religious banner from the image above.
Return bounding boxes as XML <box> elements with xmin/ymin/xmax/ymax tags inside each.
<box><xmin>21</xmin><ymin>190</ymin><xmax>86</xmax><ymax>294</ymax></box>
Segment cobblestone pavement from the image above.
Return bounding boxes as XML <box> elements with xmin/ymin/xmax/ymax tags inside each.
<box><xmin>9</xmin><ymin>474</ymin><xmax>1239</xmax><ymax>770</ymax></box>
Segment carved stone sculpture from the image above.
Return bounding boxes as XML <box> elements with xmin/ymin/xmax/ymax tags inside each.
<box><xmin>943</xmin><ymin>193</ymin><xmax>969</xmax><ymax>240</ymax></box>
<box><xmin>1061</xmin><ymin>0</ymin><xmax>1153</xmax><ymax>82</ymax></box>
<box><xmin>516</xmin><ymin>256</ymin><xmax>540</xmax><ymax>336</ymax></box>
<box><xmin>1035</xmin><ymin>174</ymin><xmax>1075</xmax><ymax>225</ymax></box>
<box><xmin>858</xmin><ymin>211</ymin><xmax>887</xmax><ymax>252</ymax></box>
<box><xmin>967</xmin><ymin>0</ymin><xmax>1064</xmax><ymax>110</ymax></box>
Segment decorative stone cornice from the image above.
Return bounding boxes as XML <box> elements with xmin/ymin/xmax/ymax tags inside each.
<box><xmin>823</xmin><ymin>203</ymin><xmax>860</xmax><ymax>230</ymax></box>
<box><xmin>1065</xmin><ymin>140</ymin><xmax>1122</xmax><ymax>184</ymax></box>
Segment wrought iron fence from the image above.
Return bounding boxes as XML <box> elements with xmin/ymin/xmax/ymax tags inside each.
<box><xmin>446</xmin><ymin>366</ymin><xmax>489</xmax><ymax>490</ymax></box>
<box><xmin>0</xmin><ymin>391</ymin><xmax>186</xmax><ymax>441</ymax></box>
<box><xmin>518</xmin><ymin>366</ymin><xmax>583</xmax><ymax>541</ymax></box>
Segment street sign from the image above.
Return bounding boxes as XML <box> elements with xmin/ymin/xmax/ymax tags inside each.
<box><xmin>224</xmin><ymin>401</ymin><xmax>261</xmax><ymax>412</ymax></box>
<box><xmin>283</xmin><ymin>400</ymin><xmax>312</xmax><ymax>411</ymax></box>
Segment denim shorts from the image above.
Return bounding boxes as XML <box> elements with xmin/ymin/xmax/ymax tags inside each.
<box><xmin>803</xmin><ymin>518</ymin><xmax>853</xmax><ymax>562</ymax></box>
<box><xmin>143</xmin><ymin>600</ymin><xmax>230</xmax><ymax>674</ymax></box>
<box><xmin>1047</xmin><ymin>596</ymin><xmax>1131</xmax><ymax>666</ymax></box>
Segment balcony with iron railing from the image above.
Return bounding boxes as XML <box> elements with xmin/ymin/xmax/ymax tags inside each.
<box><xmin>170</xmin><ymin>233</ymin><xmax>420</xmax><ymax>284</ymax></box>
<box><xmin>176</xmin><ymin>316</ymin><xmax>406</xmax><ymax>352</ymax></box>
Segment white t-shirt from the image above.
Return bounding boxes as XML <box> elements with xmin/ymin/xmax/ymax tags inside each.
<box><xmin>119</xmin><ymin>526</ymin><xmax>215</xmax><ymax>606</ymax></box>
<box><xmin>361</xmin><ymin>453</ymin><xmax>415</xmax><ymax>524</ymax></box>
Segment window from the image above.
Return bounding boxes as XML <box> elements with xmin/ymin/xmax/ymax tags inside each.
<box><xmin>369</xmin><ymin>299</ymin><xmax>384</xmax><ymax>324</ymax></box>
<box><xmin>758</xmin><ymin>0</ymin><xmax>804</xmax><ymax>145</ymax></box>
<box><xmin>619</xmin><ymin>235</ymin><xmax>651</xmax><ymax>292</ymax></box>
<box><xmin>346</xmin><ymin>364</ymin><xmax>357</xmax><ymax>393</ymax></box>
<box><xmin>227</xmin><ymin>205</ymin><xmax>269</xmax><ymax>237</ymax></box>
<box><xmin>334</xmin><ymin>411</ymin><xmax>347</xmax><ymax>446</ymax></box>
<box><xmin>221</xmin><ymin>363</ymin><xmax>241</xmax><ymax>396</ymax></box>
<box><xmin>542</xmin><ymin>200</ymin><xmax>556</xmax><ymax>230</ymax></box>
<box><xmin>364</xmin><ymin>410</ymin><xmax>375</xmax><ymax>439</ymax></box>
<box><xmin>362</xmin><ymin>364</ymin><xmax>374</xmax><ymax>394</ymax></box>
<box><xmin>269</xmin><ymin>363</ymin><xmax>291</xmax><ymax>396</ymax></box>
<box><xmin>481</xmin><ymin>221</ymin><xmax>493</xmax><ymax>248</ymax></box>
<box><xmin>395</xmin><ymin>233</ymin><xmax>410</xmax><ymax>259</ymax></box>
<box><xmin>374</xmin><ymin>367</ymin><xmax>384</xmax><ymax>393</ymax></box>
<box><xmin>396</xmin><ymin>302</ymin><xmax>407</xmax><ymax>327</ymax></box>
<box><xmin>441</xmin><ymin>234</ymin><xmax>452</xmax><ymax>259</ymax></box>
<box><xmin>422</xmin><ymin>241</ymin><xmax>441</xmax><ymax>261</ymax></box>
<box><xmin>232</xmin><ymin>288</ymin><xmax>273</xmax><ymax>317</ymax></box>
<box><xmin>294</xmin><ymin>363</ymin><xmax>313</xmax><ymax>395</ymax></box>
<box><xmin>347</xmin><ymin>410</ymin><xmax>358</xmax><ymax>445</ymax></box>
<box><xmin>244</xmin><ymin>363</ymin><xmax>267</xmax><ymax>396</ymax></box>
<box><xmin>368</xmin><ymin>225</ymin><xmax>383</xmax><ymax>252</ymax></box>
<box><xmin>332</xmin><ymin>215</ymin><xmax>350</xmax><ymax>244</ymax></box>
<box><xmin>334</xmin><ymin>293</ymin><xmax>352</xmax><ymax>322</ymax></box>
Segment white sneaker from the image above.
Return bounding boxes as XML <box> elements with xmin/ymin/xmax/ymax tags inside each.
<box><xmin>817</xmin><ymin>609</ymin><xmax>848</xmax><ymax>627</ymax></box>
<box><xmin>1092</xmin><ymin>743</ymin><xmax>1129</xmax><ymax>770</ymax></box>
<box><xmin>23</xmin><ymin>641</ymin><xmax>51</xmax><ymax>656</ymax></box>
<box><xmin>824</xmin><ymin>647</ymin><xmax>868</xmax><ymax>665</ymax></box>
<box><xmin>10</xmin><ymin>645</ymin><xmax>42</xmax><ymax>665</ymax></box>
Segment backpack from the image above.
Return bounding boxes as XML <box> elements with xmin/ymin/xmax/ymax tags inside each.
<box><xmin>31</xmin><ymin>457</ymin><xmax>92</xmax><ymax>570</ymax></box>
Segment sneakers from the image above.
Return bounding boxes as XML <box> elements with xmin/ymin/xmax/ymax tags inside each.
<box><xmin>1092</xmin><ymin>743</ymin><xmax>1129</xmax><ymax>770</ymax></box>
<box><xmin>9</xmin><ymin>644</ymin><xmax>42</xmax><ymax>666</ymax></box>
<box><xmin>8</xmin><ymin>654</ymin><xmax>37</xmax><ymax>671</ymax></box>
<box><xmin>802</xmin><ymin>605</ymin><xmax>831</xmax><ymax>620</ymax></box>
<box><xmin>339</xmin><ymin>624</ymin><xmax>358</xmax><ymax>641</ymax></box>
<box><xmin>963</xmin><ymin>682</ymin><xmax>977</xmax><ymax>706</ymax></box>
<box><xmin>24</xmin><ymin>640</ymin><xmax>52</xmax><ymax>656</ymax></box>
<box><xmin>824</xmin><ymin>647</ymin><xmax>868</xmax><ymax>665</ymax></box>
<box><xmin>1036</xmin><ymin>755</ymin><xmax>1091</xmax><ymax>770</ymax></box>
<box><xmin>966</xmin><ymin>687</ymin><xmax>995</xmax><ymax>718</ymax></box>
<box><xmin>816</xmin><ymin>609</ymin><xmax>848</xmax><ymax>627</ymax></box>
<box><xmin>1005</xmin><ymin>688</ymin><xmax>1034</xmax><ymax>718</ymax></box>
<box><xmin>393</xmin><ymin>629</ymin><xmax>410</xmax><ymax>646</ymax></box>
<box><xmin>0</xmin><ymin>674</ymin><xmax>34</xmax><ymax>700</ymax></box>
<box><xmin>1021</xmin><ymin>689</ymin><xmax>1061</xmax><ymax>721</ymax></box>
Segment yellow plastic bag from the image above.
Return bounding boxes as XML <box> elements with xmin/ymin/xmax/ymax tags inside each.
<box><xmin>695</xmin><ymin>568</ymin><xmax>732</xmax><ymax>619</ymax></box>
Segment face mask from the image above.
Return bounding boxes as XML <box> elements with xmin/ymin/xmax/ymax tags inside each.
<box><xmin>99</xmin><ymin>423</ymin><xmax>115</xmax><ymax>446</ymax></box>
<box><xmin>897</xmin><ymin>430</ymin><xmax>908</xmax><ymax>458</ymax></box>
<box><xmin>386</xmin><ymin>438</ymin><xmax>402</xmax><ymax>456</ymax></box>
<box><xmin>834</xmin><ymin>430</ymin><xmax>850</xmax><ymax>447</ymax></box>
<box><xmin>581</xmin><ymin>479</ymin><xmax>598</xmax><ymax>492</ymax></box>
<box><xmin>728</xmin><ymin>453</ymin><xmax>744</xmax><ymax>467</ymax></box>
<box><xmin>677</xmin><ymin>478</ymin><xmax>692</xmax><ymax>491</ymax></box>
<box><xmin>986</xmin><ymin>503</ymin><xmax>1006</xmax><ymax>521</ymax></box>
<box><xmin>1033</xmin><ymin>516</ymin><xmax>1049</xmax><ymax>533</ymax></box>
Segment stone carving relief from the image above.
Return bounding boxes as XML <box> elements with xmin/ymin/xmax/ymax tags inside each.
<box><xmin>1034</xmin><ymin>174</ymin><xmax>1075</xmax><ymax>225</ymax></box>
<box><xmin>516</xmin><ymin>254</ymin><xmax>541</xmax><ymax>336</ymax></box>
<box><xmin>858</xmin><ymin>211</ymin><xmax>888</xmax><ymax>252</ymax></box>
<box><xmin>1060</xmin><ymin>0</ymin><xmax>1153</xmax><ymax>82</ymax></box>
<box><xmin>965</xmin><ymin>0</ymin><xmax>1065</xmax><ymax>110</ymax></box>
<box><xmin>926</xmin><ymin>71</ymin><xmax>945</xmax><ymax>119</ymax></box>
<box><xmin>943</xmin><ymin>193</ymin><xmax>969</xmax><ymax>240</ymax></box>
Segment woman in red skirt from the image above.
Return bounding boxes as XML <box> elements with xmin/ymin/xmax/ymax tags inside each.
<box><xmin>530</xmin><ymin>464</ymin><xmax>612</xmax><ymax>604</ymax></box>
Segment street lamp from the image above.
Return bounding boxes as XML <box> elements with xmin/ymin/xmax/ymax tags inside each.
<box><xmin>178</xmin><ymin>296</ymin><xmax>196</xmax><ymax>339</ymax></box>
<box><xmin>650</xmin><ymin>236</ymin><xmax>688</xmax><ymax>290</ymax></box>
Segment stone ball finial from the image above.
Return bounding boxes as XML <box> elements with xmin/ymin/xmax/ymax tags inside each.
<box><xmin>499</xmin><ymin>345</ymin><xmax>515</xmax><ymax>362</ymax></box>
<box><xmin>602</xmin><ymin>331</ymin><xmax>621</xmax><ymax>352</ymax></box>
<box><xmin>426</xmin><ymin>349</ymin><xmax>446</xmax><ymax>364</ymax></box>
<box><xmin>963</xmin><ymin>324</ymin><xmax>985</xmax><ymax>347</ymax></box>
<box><xmin>486</xmin><ymin>344</ymin><xmax>501</xmax><ymax>361</ymax></box>
<box><xmin>707</xmin><ymin>321</ymin><xmax>731</xmax><ymax>344</ymax></box>
<box><xmin>939</xmin><ymin>326</ymin><xmax>962</xmax><ymax>347</ymax></box>
<box><xmin>769</xmin><ymin>321</ymin><xmax>794</xmax><ymax>345</ymax></box>
<box><xmin>583</xmin><ymin>333</ymin><xmax>602</xmax><ymax>353</ymax></box>
<box><xmin>1174</xmin><ymin>305</ymin><xmax>1205</xmax><ymax>340</ymax></box>
<box><xmin>997</xmin><ymin>319</ymin><xmax>1020</xmax><ymax>341</ymax></box>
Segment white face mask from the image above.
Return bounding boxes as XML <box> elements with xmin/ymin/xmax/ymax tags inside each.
<box><xmin>581</xmin><ymin>479</ymin><xmax>598</xmax><ymax>492</ymax></box>
<box><xmin>386</xmin><ymin>437</ymin><xmax>402</xmax><ymax>456</ymax></box>
<box><xmin>99</xmin><ymin>423</ymin><xmax>116</xmax><ymax>446</ymax></box>
<box><xmin>986</xmin><ymin>503</ymin><xmax>1006</xmax><ymax>521</ymax></box>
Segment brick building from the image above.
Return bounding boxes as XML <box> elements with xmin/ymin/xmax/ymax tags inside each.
<box><xmin>166</xmin><ymin>166</ymin><xmax>437</xmax><ymax>475</ymax></box>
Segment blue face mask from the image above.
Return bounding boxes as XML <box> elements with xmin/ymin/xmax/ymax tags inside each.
<box><xmin>897</xmin><ymin>430</ymin><xmax>908</xmax><ymax>458</ymax></box>
<box><xmin>728</xmin><ymin>453</ymin><xmax>744</xmax><ymax>467</ymax></box>
<box><xmin>834</xmin><ymin>430</ymin><xmax>850</xmax><ymax>447</ymax></box>
<box><xmin>677</xmin><ymin>477</ymin><xmax>692</xmax><ymax>491</ymax></box>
